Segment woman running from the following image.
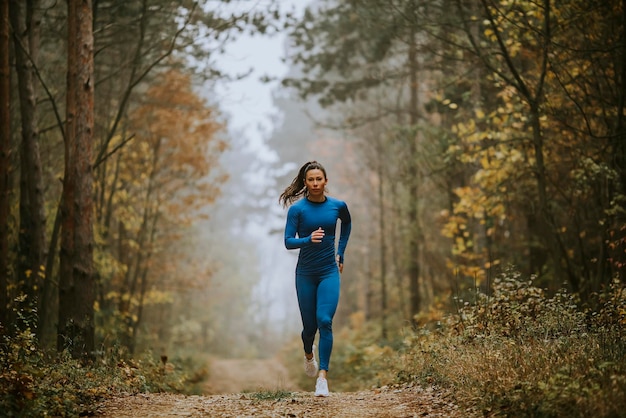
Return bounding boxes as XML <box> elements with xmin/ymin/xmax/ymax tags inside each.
<box><xmin>280</xmin><ymin>160</ymin><xmax>352</xmax><ymax>397</ymax></box>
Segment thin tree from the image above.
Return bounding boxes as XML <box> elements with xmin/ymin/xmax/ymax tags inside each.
<box><xmin>0</xmin><ymin>0</ymin><xmax>10</xmax><ymax>336</ymax></box>
<box><xmin>406</xmin><ymin>21</ymin><xmax>421</xmax><ymax>326</ymax></box>
<box><xmin>10</xmin><ymin>0</ymin><xmax>46</xmax><ymax>335</ymax></box>
<box><xmin>58</xmin><ymin>0</ymin><xmax>95</xmax><ymax>359</ymax></box>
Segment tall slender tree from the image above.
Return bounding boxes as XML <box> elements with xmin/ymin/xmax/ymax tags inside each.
<box><xmin>406</xmin><ymin>21</ymin><xmax>421</xmax><ymax>325</ymax></box>
<box><xmin>10</xmin><ymin>0</ymin><xmax>46</xmax><ymax>334</ymax></box>
<box><xmin>58</xmin><ymin>0</ymin><xmax>95</xmax><ymax>359</ymax></box>
<box><xmin>0</xmin><ymin>0</ymin><xmax>10</xmax><ymax>335</ymax></box>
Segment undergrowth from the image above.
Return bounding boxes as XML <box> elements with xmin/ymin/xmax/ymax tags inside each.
<box><xmin>0</xmin><ymin>332</ymin><xmax>207</xmax><ymax>417</ymax></box>
<box><xmin>396</xmin><ymin>270</ymin><xmax>626</xmax><ymax>417</ymax></box>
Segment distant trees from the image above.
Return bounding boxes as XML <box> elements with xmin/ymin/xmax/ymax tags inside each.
<box><xmin>101</xmin><ymin>69</ymin><xmax>226</xmax><ymax>354</ymax></box>
<box><xmin>282</xmin><ymin>0</ymin><xmax>626</xmax><ymax>331</ymax></box>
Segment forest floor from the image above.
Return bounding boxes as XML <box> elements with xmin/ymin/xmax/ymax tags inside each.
<box><xmin>95</xmin><ymin>357</ymin><xmax>467</xmax><ymax>417</ymax></box>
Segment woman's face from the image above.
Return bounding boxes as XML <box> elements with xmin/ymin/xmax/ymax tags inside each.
<box><xmin>304</xmin><ymin>168</ymin><xmax>327</xmax><ymax>197</ymax></box>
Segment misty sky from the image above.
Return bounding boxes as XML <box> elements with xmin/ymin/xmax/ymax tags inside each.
<box><xmin>215</xmin><ymin>1</ymin><xmax>305</xmax><ymax>160</ymax></box>
<box><xmin>210</xmin><ymin>0</ymin><xmax>307</xmax><ymax>329</ymax></box>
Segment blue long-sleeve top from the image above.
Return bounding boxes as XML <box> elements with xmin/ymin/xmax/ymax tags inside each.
<box><xmin>284</xmin><ymin>196</ymin><xmax>352</xmax><ymax>275</ymax></box>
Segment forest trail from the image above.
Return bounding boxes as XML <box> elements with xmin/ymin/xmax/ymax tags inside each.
<box><xmin>203</xmin><ymin>356</ymin><xmax>302</xmax><ymax>394</ymax></box>
<box><xmin>95</xmin><ymin>357</ymin><xmax>466</xmax><ymax>417</ymax></box>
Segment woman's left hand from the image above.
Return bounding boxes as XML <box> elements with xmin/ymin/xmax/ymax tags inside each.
<box><xmin>336</xmin><ymin>255</ymin><xmax>343</xmax><ymax>273</ymax></box>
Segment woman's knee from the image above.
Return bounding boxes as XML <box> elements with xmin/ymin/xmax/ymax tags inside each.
<box><xmin>317</xmin><ymin>315</ymin><xmax>333</xmax><ymax>330</ymax></box>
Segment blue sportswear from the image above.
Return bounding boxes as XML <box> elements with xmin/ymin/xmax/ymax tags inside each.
<box><xmin>284</xmin><ymin>196</ymin><xmax>352</xmax><ymax>274</ymax></box>
<box><xmin>284</xmin><ymin>196</ymin><xmax>351</xmax><ymax>372</ymax></box>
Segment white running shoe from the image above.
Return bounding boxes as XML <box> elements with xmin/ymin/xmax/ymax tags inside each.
<box><xmin>315</xmin><ymin>377</ymin><xmax>329</xmax><ymax>397</ymax></box>
<box><xmin>304</xmin><ymin>345</ymin><xmax>318</xmax><ymax>377</ymax></box>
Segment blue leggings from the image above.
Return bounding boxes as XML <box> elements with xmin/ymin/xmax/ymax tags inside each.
<box><xmin>296</xmin><ymin>269</ymin><xmax>340</xmax><ymax>372</ymax></box>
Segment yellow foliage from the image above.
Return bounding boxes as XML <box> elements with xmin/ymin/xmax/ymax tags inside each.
<box><xmin>143</xmin><ymin>289</ymin><xmax>174</xmax><ymax>305</ymax></box>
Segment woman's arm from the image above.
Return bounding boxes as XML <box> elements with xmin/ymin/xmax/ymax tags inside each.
<box><xmin>336</xmin><ymin>201</ymin><xmax>352</xmax><ymax>263</ymax></box>
<box><xmin>284</xmin><ymin>206</ymin><xmax>312</xmax><ymax>249</ymax></box>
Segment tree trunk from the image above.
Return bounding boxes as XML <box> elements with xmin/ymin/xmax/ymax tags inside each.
<box><xmin>58</xmin><ymin>0</ymin><xmax>95</xmax><ymax>360</ymax></box>
<box><xmin>609</xmin><ymin>0</ymin><xmax>626</xmax><ymax>282</ymax></box>
<box><xmin>528</xmin><ymin>108</ymin><xmax>571</xmax><ymax>279</ymax></box>
<box><xmin>10</xmin><ymin>0</ymin><xmax>47</xmax><ymax>337</ymax></box>
<box><xmin>0</xmin><ymin>0</ymin><xmax>11</xmax><ymax>336</ymax></box>
<box><xmin>389</xmin><ymin>177</ymin><xmax>407</xmax><ymax>321</ymax></box>
<box><xmin>131</xmin><ymin>210</ymin><xmax>159</xmax><ymax>354</ymax></box>
<box><xmin>408</xmin><ymin>27</ymin><xmax>421</xmax><ymax>327</ymax></box>
<box><xmin>377</xmin><ymin>152</ymin><xmax>387</xmax><ymax>340</ymax></box>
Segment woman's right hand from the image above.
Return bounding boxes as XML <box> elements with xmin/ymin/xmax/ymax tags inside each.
<box><xmin>310</xmin><ymin>227</ymin><xmax>324</xmax><ymax>243</ymax></box>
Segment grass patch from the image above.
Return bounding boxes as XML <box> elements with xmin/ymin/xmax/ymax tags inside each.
<box><xmin>249</xmin><ymin>388</ymin><xmax>295</xmax><ymax>401</ymax></box>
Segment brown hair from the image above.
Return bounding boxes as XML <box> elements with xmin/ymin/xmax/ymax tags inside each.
<box><xmin>279</xmin><ymin>161</ymin><xmax>327</xmax><ymax>208</ymax></box>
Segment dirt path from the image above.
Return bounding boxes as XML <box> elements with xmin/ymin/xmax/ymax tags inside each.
<box><xmin>203</xmin><ymin>357</ymin><xmax>301</xmax><ymax>395</ymax></box>
<box><xmin>96</xmin><ymin>357</ymin><xmax>467</xmax><ymax>417</ymax></box>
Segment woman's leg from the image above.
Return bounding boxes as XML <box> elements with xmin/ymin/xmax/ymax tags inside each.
<box><xmin>316</xmin><ymin>270</ymin><xmax>340</xmax><ymax>372</ymax></box>
<box><xmin>295</xmin><ymin>273</ymin><xmax>318</xmax><ymax>355</ymax></box>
